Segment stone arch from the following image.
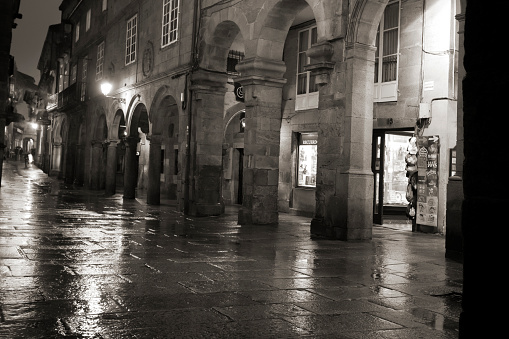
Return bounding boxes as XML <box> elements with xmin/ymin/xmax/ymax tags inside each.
<box><xmin>252</xmin><ymin>0</ymin><xmax>319</xmax><ymax>60</ymax></box>
<box><xmin>128</xmin><ymin>102</ymin><xmax>149</xmax><ymax>137</ymax></box>
<box><xmin>110</xmin><ymin>109</ymin><xmax>126</xmax><ymax>141</ymax></box>
<box><xmin>200</xmin><ymin>16</ymin><xmax>247</xmax><ymax>72</ymax></box>
<box><xmin>200</xmin><ymin>0</ymin><xmax>327</xmax><ymax>72</ymax></box>
<box><xmin>346</xmin><ymin>0</ymin><xmax>390</xmax><ymax>47</ymax></box>
<box><xmin>149</xmin><ymin>86</ymin><xmax>179</xmax><ymax>135</ymax></box>
<box><xmin>147</xmin><ymin>88</ymin><xmax>180</xmax><ymax>203</ymax></box>
<box><xmin>94</xmin><ymin>114</ymin><xmax>108</xmax><ymax>141</ymax></box>
<box><xmin>223</xmin><ymin>103</ymin><xmax>246</xmax><ymax>134</ymax></box>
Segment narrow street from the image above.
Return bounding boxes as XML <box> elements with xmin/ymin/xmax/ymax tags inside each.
<box><xmin>1</xmin><ymin>160</ymin><xmax>462</xmax><ymax>338</ymax></box>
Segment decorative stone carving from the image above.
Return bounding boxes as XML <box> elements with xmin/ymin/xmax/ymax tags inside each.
<box><xmin>304</xmin><ymin>41</ymin><xmax>335</xmax><ymax>86</ymax></box>
<box><xmin>142</xmin><ymin>41</ymin><xmax>154</xmax><ymax>77</ymax></box>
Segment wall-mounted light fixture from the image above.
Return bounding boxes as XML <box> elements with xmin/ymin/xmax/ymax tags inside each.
<box><xmin>101</xmin><ymin>82</ymin><xmax>125</xmax><ymax>103</ymax></box>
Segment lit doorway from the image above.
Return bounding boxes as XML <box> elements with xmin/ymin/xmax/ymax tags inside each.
<box><xmin>372</xmin><ymin>130</ymin><xmax>413</xmax><ymax>228</ymax></box>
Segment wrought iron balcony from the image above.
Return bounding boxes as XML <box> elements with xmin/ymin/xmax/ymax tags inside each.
<box><xmin>46</xmin><ymin>93</ymin><xmax>57</xmax><ymax>111</ymax></box>
<box><xmin>56</xmin><ymin>82</ymin><xmax>87</xmax><ymax>110</ymax></box>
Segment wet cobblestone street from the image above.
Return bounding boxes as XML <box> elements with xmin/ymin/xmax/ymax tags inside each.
<box><xmin>1</xmin><ymin>161</ymin><xmax>462</xmax><ymax>338</ymax></box>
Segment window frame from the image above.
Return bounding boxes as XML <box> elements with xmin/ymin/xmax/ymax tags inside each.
<box><xmin>295</xmin><ymin>25</ymin><xmax>318</xmax><ymax>111</ymax></box>
<box><xmin>161</xmin><ymin>0</ymin><xmax>180</xmax><ymax>48</ymax></box>
<box><xmin>71</xmin><ymin>63</ymin><xmax>77</xmax><ymax>85</ymax></box>
<box><xmin>80</xmin><ymin>56</ymin><xmax>88</xmax><ymax>102</ymax></box>
<box><xmin>96</xmin><ymin>41</ymin><xmax>105</xmax><ymax>81</ymax></box>
<box><xmin>86</xmin><ymin>9</ymin><xmax>91</xmax><ymax>31</ymax></box>
<box><xmin>374</xmin><ymin>0</ymin><xmax>401</xmax><ymax>102</ymax></box>
<box><xmin>125</xmin><ymin>14</ymin><xmax>138</xmax><ymax>65</ymax></box>
<box><xmin>75</xmin><ymin>21</ymin><xmax>80</xmax><ymax>42</ymax></box>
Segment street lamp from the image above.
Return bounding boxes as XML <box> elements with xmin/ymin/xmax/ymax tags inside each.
<box><xmin>101</xmin><ymin>82</ymin><xmax>126</xmax><ymax>103</ymax></box>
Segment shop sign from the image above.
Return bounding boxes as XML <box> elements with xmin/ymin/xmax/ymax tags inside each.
<box><xmin>416</xmin><ymin>135</ymin><xmax>439</xmax><ymax>227</ymax></box>
<box><xmin>234</xmin><ymin>82</ymin><xmax>244</xmax><ymax>102</ymax></box>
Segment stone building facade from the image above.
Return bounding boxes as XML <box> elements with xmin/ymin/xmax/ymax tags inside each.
<box><xmin>35</xmin><ymin>0</ymin><xmax>462</xmax><ymax>241</ymax></box>
<box><xmin>0</xmin><ymin>0</ymin><xmax>22</xmax><ymax>186</ymax></box>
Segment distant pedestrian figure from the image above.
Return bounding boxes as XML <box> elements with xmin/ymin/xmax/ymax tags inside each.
<box><xmin>24</xmin><ymin>153</ymin><xmax>29</xmax><ymax>168</ymax></box>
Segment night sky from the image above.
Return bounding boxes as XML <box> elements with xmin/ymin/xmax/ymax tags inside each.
<box><xmin>11</xmin><ymin>0</ymin><xmax>62</xmax><ymax>84</ymax></box>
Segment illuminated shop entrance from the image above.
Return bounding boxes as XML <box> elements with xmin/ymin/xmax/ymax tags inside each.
<box><xmin>372</xmin><ymin>130</ymin><xmax>413</xmax><ymax>225</ymax></box>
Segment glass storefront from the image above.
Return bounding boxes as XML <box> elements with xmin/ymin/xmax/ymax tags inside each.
<box><xmin>297</xmin><ymin>133</ymin><xmax>317</xmax><ymax>187</ymax></box>
<box><xmin>383</xmin><ymin>133</ymin><xmax>411</xmax><ymax>206</ymax></box>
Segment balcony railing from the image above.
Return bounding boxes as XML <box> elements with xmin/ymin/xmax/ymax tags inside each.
<box><xmin>56</xmin><ymin>82</ymin><xmax>87</xmax><ymax>110</ymax></box>
<box><xmin>46</xmin><ymin>93</ymin><xmax>57</xmax><ymax>111</ymax></box>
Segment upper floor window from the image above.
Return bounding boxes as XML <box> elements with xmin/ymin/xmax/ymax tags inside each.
<box><xmin>102</xmin><ymin>0</ymin><xmax>107</xmax><ymax>11</ymax></box>
<box><xmin>374</xmin><ymin>0</ymin><xmax>400</xmax><ymax>102</ymax></box>
<box><xmin>162</xmin><ymin>0</ymin><xmax>179</xmax><ymax>47</ymax></box>
<box><xmin>58</xmin><ymin>62</ymin><xmax>64</xmax><ymax>92</ymax></box>
<box><xmin>96</xmin><ymin>42</ymin><xmax>105</xmax><ymax>81</ymax></box>
<box><xmin>126</xmin><ymin>15</ymin><xmax>137</xmax><ymax>65</ymax></box>
<box><xmin>71</xmin><ymin>64</ymin><xmax>77</xmax><ymax>84</ymax></box>
<box><xmin>81</xmin><ymin>56</ymin><xmax>88</xmax><ymax>101</ymax></box>
<box><xmin>86</xmin><ymin>9</ymin><xmax>91</xmax><ymax>31</ymax></box>
<box><xmin>75</xmin><ymin>21</ymin><xmax>80</xmax><ymax>42</ymax></box>
<box><xmin>295</xmin><ymin>26</ymin><xmax>318</xmax><ymax>111</ymax></box>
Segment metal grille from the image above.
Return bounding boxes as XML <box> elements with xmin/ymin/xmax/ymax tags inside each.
<box><xmin>227</xmin><ymin>50</ymin><xmax>244</xmax><ymax>75</ymax></box>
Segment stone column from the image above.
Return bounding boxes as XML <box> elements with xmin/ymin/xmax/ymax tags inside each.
<box><xmin>105</xmin><ymin>140</ymin><xmax>118</xmax><ymax>195</ymax></box>
<box><xmin>42</xmin><ymin>125</ymin><xmax>51</xmax><ymax>174</ymax></box>
<box><xmin>459</xmin><ymin>1</ymin><xmax>507</xmax><ymax>336</ymax></box>
<box><xmin>74</xmin><ymin>143</ymin><xmax>84</xmax><ymax>186</ymax></box>
<box><xmin>90</xmin><ymin>140</ymin><xmax>103</xmax><ymax>190</ymax></box>
<box><xmin>58</xmin><ymin>143</ymin><xmax>67</xmax><ymax>180</ymax></box>
<box><xmin>147</xmin><ymin>134</ymin><xmax>162</xmax><ymax>205</ymax></box>
<box><xmin>123</xmin><ymin>136</ymin><xmax>139</xmax><ymax>199</ymax></box>
<box><xmin>64</xmin><ymin>142</ymin><xmax>77</xmax><ymax>185</ymax></box>
<box><xmin>0</xmin><ymin>116</ymin><xmax>6</xmax><ymax>186</ymax></box>
<box><xmin>50</xmin><ymin>142</ymin><xmax>62</xmax><ymax>177</ymax></box>
<box><xmin>445</xmin><ymin>12</ymin><xmax>465</xmax><ymax>259</ymax></box>
<box><xmin>310</xmin><ymin>42</ymin><xmax>375</xmax><ymax>240</ymax></box>
<box><xmin>185</xmin><ymin>70</ymin><xmax>227</xmax><ymax>216</ymax></box>
<box><xmin>235</xmin><ymin>58</ymin><xmax>287</xmax><ymax>225</ymax></box>
<box><xmin>35</xmin><ymin>127</ymin><xmax>43</xmax><ymax>167</ymax></box>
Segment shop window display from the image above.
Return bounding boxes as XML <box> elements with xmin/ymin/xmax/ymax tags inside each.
<box><xmin>297</xmin><ymin>133</ymin><xmax>317</xmax><ymax>187</ymax></box>
<box><xmin>384</xmin><ymin>134</ymin><xmax>410</xmax><ymax>206</ymax></box>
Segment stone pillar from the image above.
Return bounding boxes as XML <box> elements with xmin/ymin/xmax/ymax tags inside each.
<box><xmin>64</xmin><ymin>143</ymin><xmax>76</xmax><ymax>185</ymax></box>
<box><xmin>147</xmin><ymin>134</ymin><xmax>162</xmax><ymax>205</ymax></box>
<box><xmin>123</xmin><ymin>136</ymin><xmax>139</xmax><ymax>199</ymax></box>
<box><xmin>74</xmin><ymin>143</ymin><xmax>84</xmax><ymax>186</ymax></box>
<box><xmin>0</xmin><ymin>116</ymin><xmax>5</xmax><ymax>186</ymax></box>
<box><xmin>185</xmin><ymin>70</ymin><xmax>227</xmax><ymax>216</ymax></box>
<box><xmin>459</xmin><ymin>2</ymin><xmax>507</xmax><ymax>336</ymax></box>
<box><xmin>236</xmin><ymin>58</ymin><xmax>287</xmax><ymax>225</ymax></box>
<box><xmin>445</xmin><ymin>12</ymin><xmax>465</xmax><ymax>260</ymax></box>
<box><xmin>58</xmin><ymin>143</ymin><xmax>67</xmax><ymax>180</ymax></box>
<box><xmin>310</xmin><ymin>42</ymin><xmax>375</xmax><ymax>240</ymax></box>
<box><xmin>105</xmin><ymin>141</ymin><xmax>118</xmax><ymax>195</ymax></box>
<box><xmin>90</xmin><ymin>140</ymin><xmax>103</xmax><ymax>190</ymax></box>
<box><xmin>42</xmin><ymin>125</ymin><xmax>51</xmax><ymax>174</ymax></box>
<box><xmin>50</xmin><ymin>142</ymin><xmax>62</xmax><ymax>177</ymax></box>
<box><xmin>0</xmin><ymin>117</ymin><xmax>6</xmax><ymax>187</ymax></box>
<box><xmin>35</xmin><ymin>127</ymin><xmax>43</xmax><ymax>167</ymax></box>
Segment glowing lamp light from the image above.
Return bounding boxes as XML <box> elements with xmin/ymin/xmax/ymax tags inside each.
<box><xmin>30</xmin><ymin>122</ymin><xmax>38</xmax><ymax>129</ymax></box>
<box><xmin>101</xmin><ymin>82</ymin><xmax>125</xmax><ymax>103</ymax></box>
<box><xmin>101</xmin><ymin>82</ymin><xmax>113</xmax><ymax>96</ymax></box>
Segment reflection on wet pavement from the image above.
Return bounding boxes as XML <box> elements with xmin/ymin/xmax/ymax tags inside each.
<box><xmin>1</xmin><ymin>162</ymin><xmax>462</xmax><ymax>338</ymax></box>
